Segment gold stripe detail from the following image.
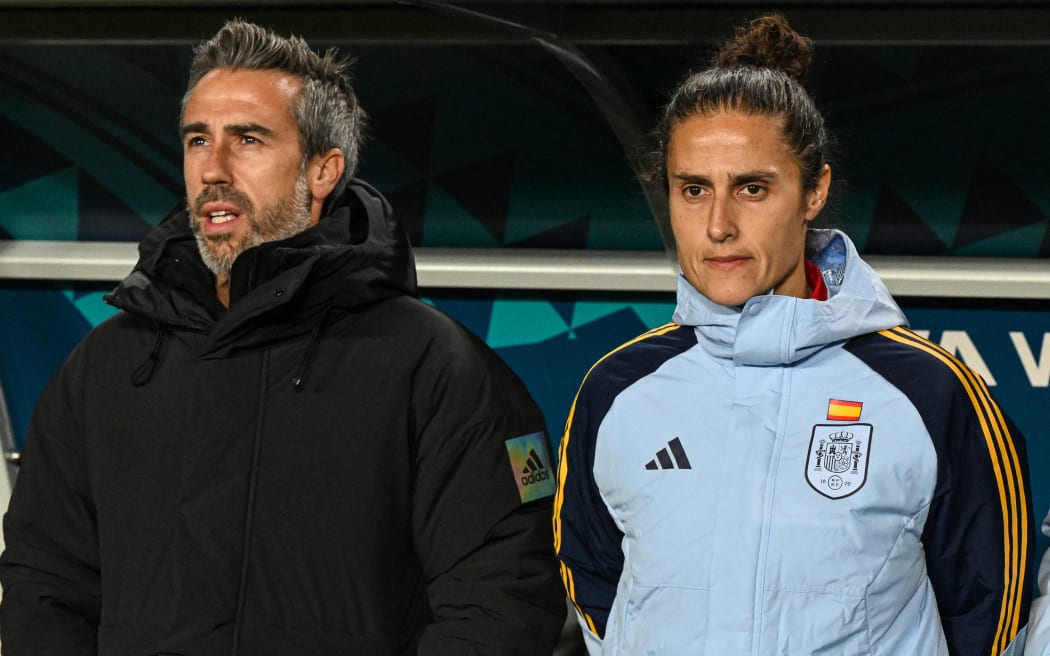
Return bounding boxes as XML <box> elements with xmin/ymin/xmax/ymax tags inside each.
<box><xmin>954</xmin><ymin>350</ymin><xmax>1028</xmax><ymax>654</ymax></box>
<box><xmin>552</xmin><ymin>321</ymin><xmax>683</xmax><ymax>636</ymax></box>
<box><xmin>881</xmin><ymin>327</ymin><xmax>1027</xmax><ymax>654</ymax></box>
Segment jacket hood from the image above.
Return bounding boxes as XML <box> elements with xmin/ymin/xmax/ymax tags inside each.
<box><xmin>672</xmin><ymin>229</ymin><xmax>907</xmax><ymax>365</ymax></box>
<box><xmin>105</xmin><ymin>179</ymin><xmax>417</xmax><ymax>357</ymax></box>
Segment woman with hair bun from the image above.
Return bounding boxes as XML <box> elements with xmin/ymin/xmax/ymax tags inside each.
<box><xmin>554</xmin><ymin>14</ymin><xmax>1033</xmax><ymax>655</ymax></box>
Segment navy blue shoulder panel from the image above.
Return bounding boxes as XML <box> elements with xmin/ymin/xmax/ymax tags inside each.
<box><xmin>554</xmin><ymin>323</ymin><xmax>696</xmax><ymax>639</ymax></box>
<box><xmin>581</xmin><ymin>323</ymin><xmax>698</xmax><ymax>432</ymax></box>
<box><xmin>844</xmin><ymin>327</ymin><xmax>1033</xmax><ymax>655</ymax></box>
<box><xmin>843</xmin><ymin>329</ymin><xmax>961</xmax><ymax>464</ymax></box>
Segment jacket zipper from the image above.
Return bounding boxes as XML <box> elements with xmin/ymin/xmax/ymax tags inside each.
<box><xmin>230</xmin><ymin>349</ymin><xmax>269</xmax><ymax>656</ymax></box>
<box><xmin>751</xmin><ymin>367</ymin><xmax>793</xmax><ymax>655</ymax></box>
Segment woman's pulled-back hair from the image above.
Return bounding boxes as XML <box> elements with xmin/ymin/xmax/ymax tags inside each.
<box><xmin>650</xmin><ymin>14</ymin><xmax>831</xmax><ymax>193</ymax></box>
<box><xmin>182</xmin><ymin>20</ymin><xmax>366</xmax><ymax>200</ymax></box>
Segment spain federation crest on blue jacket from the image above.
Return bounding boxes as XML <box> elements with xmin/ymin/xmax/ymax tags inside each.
<box><xmin>805</xmin><ymin>423</ymin><xmax>872</xmax><ymax>499</ymax></box>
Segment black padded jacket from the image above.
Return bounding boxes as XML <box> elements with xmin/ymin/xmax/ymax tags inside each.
<box><xmin>0</xmin><ymin>180</ymin><xmax>566</xmax><ymax>655</ymax></box>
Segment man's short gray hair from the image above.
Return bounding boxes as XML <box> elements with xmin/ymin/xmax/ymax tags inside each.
<box><xmin>182</xmin><ymin>19</ymin><xmax>366</xmax><ymax>202</ymax></box>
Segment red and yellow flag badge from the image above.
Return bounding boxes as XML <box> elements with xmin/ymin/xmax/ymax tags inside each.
<box><xmin>827</xmin><ymin>399</ymin><xmax>863</xmax><ymax>421</ymax></box>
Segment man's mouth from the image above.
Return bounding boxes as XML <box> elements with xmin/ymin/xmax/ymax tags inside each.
<box><xmin>209</xmin><ymin>210</ymin><xmax>238</xmax><ymax>224</ymax></box>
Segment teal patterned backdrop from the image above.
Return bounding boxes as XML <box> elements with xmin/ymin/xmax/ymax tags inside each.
<box><xmin>3</xmin><ymin>43</ymin><xmax>1049</xmax><ymax>251</ymax></box>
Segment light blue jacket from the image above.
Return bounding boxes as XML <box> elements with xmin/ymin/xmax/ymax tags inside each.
<box><xmin>1026</xmin><ymin>511</ymin><xmax>1050</xmax><ymax>655</ymax></box>
<box><xmin>555</xmin><ymin>230</ymin><xmax>1033</xmax><ymax>655</ymax></box>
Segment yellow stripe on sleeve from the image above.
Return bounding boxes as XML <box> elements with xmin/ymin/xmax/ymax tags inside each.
<box><xmin>553</xmin><ymin>322</ymin><xmax>681</xmax><ymax>551</ymax></box>
<box><xmin>882</xmin><ymin>327</ymin><xmax>1028</xmax><ymax>655</ymax></box>
<box><xmin>552</xmin><ymin>321</ymin><xmax>683</xmax><ymax>637</ymax></box>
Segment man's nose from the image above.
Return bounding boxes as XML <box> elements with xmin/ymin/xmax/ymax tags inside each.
<box><xmin>200</xmin><ymin>144</ymin><xmax>232</xmax><ymax>185</ymax></box>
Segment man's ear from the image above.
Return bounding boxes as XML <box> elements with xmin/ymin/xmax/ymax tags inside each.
<box><xmin>307</xmin><ymin>148</ymin><xmax>345</xmax><ymax>221</ymax></box>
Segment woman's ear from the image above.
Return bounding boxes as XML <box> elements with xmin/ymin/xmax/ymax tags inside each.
<box><xmin>805</xmin><ymin>164</ymin><xmax>832</xmax><ymax>222</ymax></box>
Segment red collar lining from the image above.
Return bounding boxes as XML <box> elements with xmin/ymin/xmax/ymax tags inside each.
<box><xmin>806</xmin><ymin>259</ymin><xmax>828</xmax><ymax>301</ymax></box>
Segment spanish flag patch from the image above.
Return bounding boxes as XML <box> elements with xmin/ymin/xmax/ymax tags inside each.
<box><xmin>827</xmin><ymin>399</ymin><xmax>863</xmax><ymax>421</ymax></box>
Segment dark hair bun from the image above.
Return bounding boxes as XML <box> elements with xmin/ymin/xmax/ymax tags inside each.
<box><xmin>714</xmin><ymin>14</ymin><xmax>813</xmax><ymax>80</ymax></box>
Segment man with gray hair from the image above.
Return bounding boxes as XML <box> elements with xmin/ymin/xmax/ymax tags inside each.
<box><xmin>0</xmin><ymin>20</ymin><xmax>565</xmax><ymax>654</ymax></box>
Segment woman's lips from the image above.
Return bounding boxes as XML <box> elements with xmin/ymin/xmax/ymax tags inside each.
<box><xmin>705</xmin><ymin>256</ymin><xmax>749</xmax><ymax>271</ymax></box>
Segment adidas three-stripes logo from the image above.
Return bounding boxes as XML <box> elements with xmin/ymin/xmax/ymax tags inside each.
<box><xmin>521</xmin><ymin>448</ymin><xmax>551</xmax><ymax>486</ymax></box>
<box><xmin>645</xmin><ymin>437</ymin><xmax>692</xmax><ymax>470</ymax></box>
<box><xmin>522</xmin><ymin>449</ymin><xmax>545</xmax><ymax>474</ymax></box>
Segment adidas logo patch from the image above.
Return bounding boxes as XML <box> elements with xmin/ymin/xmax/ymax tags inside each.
<box><xmin>645</xmin><ymin>437</ymin><xmax>692</xmax><ymax>470</ymax></box>
<box><xmin>521</xmin><ymin>448</ymin><xmax>550</xmax><ymax>485</ymax></box>
<box><xmin>505</xmin><ymin>432</ymin><xmax>556</xmax><ymax>503</ymax></box>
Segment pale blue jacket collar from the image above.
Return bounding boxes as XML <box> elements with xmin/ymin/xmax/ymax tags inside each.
<box><xmin>672</xmin><ymin>229</ymin><xmax>908</xmax><ymax>366</ymax></box>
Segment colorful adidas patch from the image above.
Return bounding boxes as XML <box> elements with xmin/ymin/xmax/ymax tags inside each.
<box><xmin>505</xmin><ymin>432</ymin><xmax>556</xmax><ymax>503</ymax></box>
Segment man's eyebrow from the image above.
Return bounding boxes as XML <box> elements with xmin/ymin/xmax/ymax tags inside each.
<box><xmin>180</xmin><ymin>121</ymin><xmax>208</xmax><ymax>138</ymax></box>
<box><xmin>225</xmin><ymin>123</ymin><xmax>276</xmax><ymax>137</ymax></box>
<box><xmin>179</xmin><ymin>122</ymin><xmax>277</xmax><ymax>138</ymax></box>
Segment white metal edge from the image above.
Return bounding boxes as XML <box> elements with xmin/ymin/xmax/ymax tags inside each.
<box><xmin>0</xmin><ymin>240</ymin><xmax>140</xmax><ymax>282</ymax></box>
<box><xmin>0</xmin><ymin>240</ymin><xmax>1047</xmax><ymax>299</ymax></box>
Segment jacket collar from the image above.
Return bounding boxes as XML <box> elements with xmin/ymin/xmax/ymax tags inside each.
<box><xmin>105</xmin><ymin>179</ymin><xmax>417</xmax><ymax>356</ymax></box>
<box><xmin>672</xmin><ymin>230</ymin><xmax>907</xmax><ymax>366</ymax></box>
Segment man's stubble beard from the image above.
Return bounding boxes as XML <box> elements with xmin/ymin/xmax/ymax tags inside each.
<box><xmin>190</xmin><ymin>171</ymin><xmax>313</xmax><ymax>279</ymax></box>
